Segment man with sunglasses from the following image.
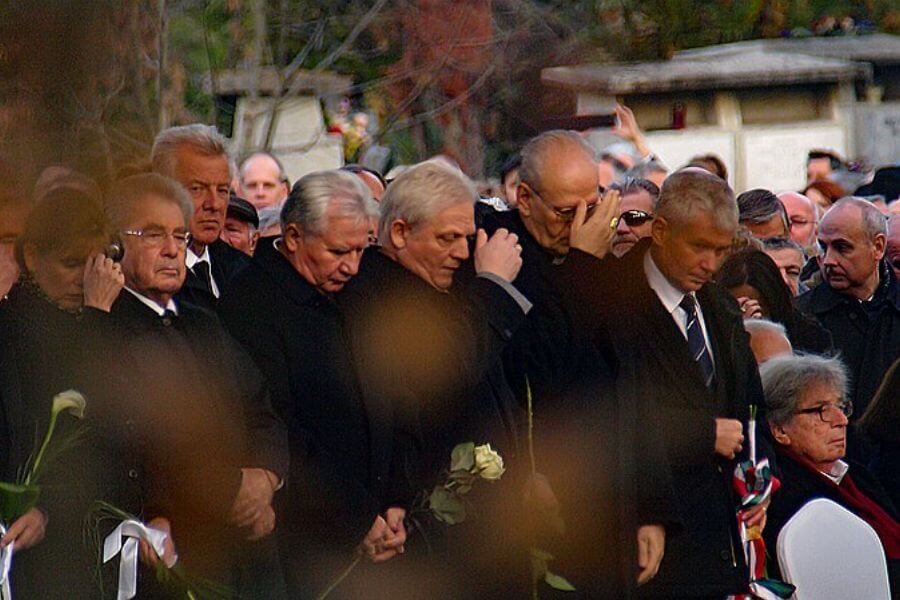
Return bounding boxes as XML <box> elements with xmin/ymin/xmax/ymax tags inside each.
<box><xmin>760</xmin><ymin>354</ymin><xmax>900</xmax><ymax>595</ymax></box>
<box><xmin>609</xmin><ymin>178</ymin><xmax>659</xmax><ymax>258</ymax></box>
<box><xmin>478</xmin><ymin>130</ymin><xmax>677</xmax><ymax>597</ymax></box>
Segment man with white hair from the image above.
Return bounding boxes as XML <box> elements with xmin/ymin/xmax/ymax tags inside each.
<box><xmin>220</xmin><ymin>170</ymin><xmax>404</xmax><ymax>597</ymax></box>
<box><xmin>798</xmin><ymin>197</ymin><xmax>899</xmax><ymax>422</ymax></box>
<box><xmin>744</xmin><ymin>319</ymin><xmax>793</xmax><ymax>365</ymax></box>
<box><xmin>339</xmin><ymin>161</ymin><xmax>531</xmax><ymax>597</ymax></box>
<box><xmin>239</xmin><ymin>152</ymin><xmax>290</xmax><ymax>237</ymax></box>
<box><xmin>152</xmin><ymin>124</ymin><xmax>250</xmax><ymax>310</ymax></box>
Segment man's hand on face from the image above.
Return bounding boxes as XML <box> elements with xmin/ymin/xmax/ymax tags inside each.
<box><xmin>82</xmin><ymin>253</ymin><xmax>125</xmax><ymax>312</ymax></box>
<box><xmin>714</xmin><ymin>418</ymin><xmax>744</xmax><ymax>460</ymax></box>
<box><xmin>139</xmin><ymin>517</ymin><xmax>177</xmax><ymax>569</ymax></box>
<box><xmin>228</xmin><ymin>468</ymin><xmax>278</xmax><ymax>538</ymax></box>
<box><xmin>474</xmin><ymin>228</ymin><xmax>523</xmax><ymax>283</ymax></box>
<box><xmin>0</xmin><ymin>507</ymin><xmax>47</xmax><ymax>550</ymax></box>
<box><xmin>569</xmin><ymin>189</ymin><xmax>620</xmax><ymax>259</ymax></box>
<box><xmin>636</xmin><ymin>524</ymin><xmax>665</xmax><ymax>585</ymax></box>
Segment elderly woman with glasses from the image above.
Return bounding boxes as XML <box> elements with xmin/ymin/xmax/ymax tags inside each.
<box><xmin>760</xmin><ymin>354</ymin><xmax>900</xmax><ymax>592</ymax></box>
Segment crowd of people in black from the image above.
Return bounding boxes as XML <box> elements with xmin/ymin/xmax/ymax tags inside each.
<box><xmin>0</xmin><ymin>116</ymin><xmax>898</xmax><ymax>600</ymax></box>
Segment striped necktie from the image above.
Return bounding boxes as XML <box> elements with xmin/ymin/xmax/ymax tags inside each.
<box><xmin>679</xmin><ymin>294</ymin><xmax>715</xmax><ymax>388</ymax></box>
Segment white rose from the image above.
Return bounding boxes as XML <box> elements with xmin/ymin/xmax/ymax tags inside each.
<box><xmin>474</xmin><ymin>444</ymin><xmax>505</xmax><ymax>481</ymax></box>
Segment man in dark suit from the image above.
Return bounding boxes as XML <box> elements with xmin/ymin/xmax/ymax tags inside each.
<box><xmin>219</xmin><ymin>170</ymin><xmax>406</xmax><ymax>598</ymax></box>
<box><xmin>475</xmin><ymin>130</ymin><xmax>676</xmax><ymax>599</ymax></box>
<box><xmin>339</xmin><ymin>161</ymin><xmax>530</xmax><ymax>598</ymax></box>
<box><xmin>151</xmin><ymin>124</ymin><xmax>250</xmax><ymax>310</ymax></box>
<box><xmin>103</xmin><ymin>173</ymin><xmax>288</xmax><ymax>593</ymax></box>
<box><xmin>558</xmin><ymin>168</ymin><xmax>770</xmax><ymax>599</ymax></box>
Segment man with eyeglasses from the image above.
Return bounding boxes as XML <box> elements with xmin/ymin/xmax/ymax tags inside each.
<box><xmin>477</xmin><ymin>130</ymin><xmax>676</xmax><ymax>597</ymax></box>
<box><xmin>760</xmin><ymin>354</ymin><xmax>900</xmax><ymax>595</ymax></box>
<box><xmin>152</xmin><ymin>124</ymin><xmax>250</xmax><ymax>311</ymax></box>
<box><xmin>609</xmin><ymin>178</ymin><xmax>659</xmax><ymax>258</ymax></box>
<box><xmin>104</xmin><ymin>173</ymin><xmax>289</xmax><ymax>596</ymax></box>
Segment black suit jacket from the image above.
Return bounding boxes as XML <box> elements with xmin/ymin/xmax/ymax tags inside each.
<box><xmin>177</xmin><ymin>239</ymin><xmax>251</xmax><ymax>311</ymax></box>
<box><xmin>557</xmin><ymin>240</ymin><xmax>770</xmax><ymax>598</ymax></box>
<box><xmin>218</xmin><ymin>240</ymin><xmax>392</xmax><ymax>593</ymax></box>
<box><xmin>104</xmin><ymin>291</ymin><xmax>288</xmax><ymax>578</ymax></box>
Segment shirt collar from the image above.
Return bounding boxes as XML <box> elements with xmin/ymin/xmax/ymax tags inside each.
<box><xmin>644</xmin><ymin>250</ymin><xmax>691</xmax><ymax>315</ymax></box>
<box><xmin>185</xmin><ymin>245</ymin><xmax>211</xmax><ymax>269</ymax></box>
<box><xmin>124</xmin><ymin>287</ymin><xmax>178</xmax><ymax>317</ymax></box>
<box><xmin>821</xmin><ymin>459</ymin><xmax>850</xmax><ymax>485</ymax></box>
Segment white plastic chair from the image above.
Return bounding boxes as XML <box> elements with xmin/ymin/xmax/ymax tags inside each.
<box><xmin>776</xmin><ymin>497</ymin><xmax>891</xmax><ymax>599</ymax></box>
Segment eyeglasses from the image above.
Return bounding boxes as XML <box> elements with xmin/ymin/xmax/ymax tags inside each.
<box><xmin>529</xmin><ymin>186</ymin><xmax>602</xmax><ymax>223</ymax></box>
<box><xmin>619</xmin><ymin>210</ymin><xmax>654</xmax><ymax>227</ymax></box>
<box><xmin>121</xmin><ymin>229</ymin><xmax>191</xmax><ymax>249</ymax></box>
<box><xmin>795</xmin><ymin>401</ymin><xmax>853</xmax><ymax>423</ymax></box>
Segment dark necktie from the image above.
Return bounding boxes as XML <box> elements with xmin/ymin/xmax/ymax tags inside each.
<box><xmin>679</xmin><ymin>294</ymin><xmax>715</xmax><ymax>388</ymax></box>
<box><xmin>192</xmin><ymin>260</ymin><xmax>214</xmax><ymax>297</ymax></box>
<box><xmin>160</xmin><ymin>308</ymin><xmax>177</xmax><ymax>327</ymax></box>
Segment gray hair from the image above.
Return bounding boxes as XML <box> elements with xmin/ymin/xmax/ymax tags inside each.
<box><xmin>627</xmin><ymin>159</ymin><xmax>668</xmax><ymax>181</ymax></box>
<box><xmin>762</xmin><ymin>236</ymin><xmax>804</xmax><ymax>256</ymax></box>
<box><xmin>378</xmin><ymin>161</ymin><xmax>477</xmax><ymax>243</ymax></box>
<box><xmin>825</xmin><ymin>197</ymin><xmax>888</xmax><ymax>242</ymax></box>
<box><xmin>106</xmin><ymin>173</ymin><xmax>194</xmax><ymax>229</ymax></box>
<box><xmin>518</xmin><ymin>130</ymin><xmax>596</xmax><ymax>195</ymax></box>
<box><xmin>737</xmin><ymin>189</ymin><xmax>789</xmax><ymax>230</ymax></box>
<box><xmin>240</xmin><ymin>151</ymin><xmax>290</xmax><ymax>186</ymax></box>
<box><xmin>657</xmin><ymin>168</ymin><xmax>738</xmax><ymax>232</ymax></box>
<box><xmin>151</xmin><ymin>124</ymin><xmax>231</xmax><ymax>178</ymax></box>
<box><xmin>744</xmin><ymin>318</ymin><xmax>788</xmax><ymax>338</ymax></box>
<box><xmin>610</xmin><ymin>177</ymin><xmax>661</xmax><ymax>210</ymax></box>
<box><xmin>281</xmin><ymin>170</ymin><xmax>378</xmax><ymax>236</ymax></box>
<box><xmin>761</xmin><ymin>354</ymin><xmax>849</xmax><ymax>428</ymax></box>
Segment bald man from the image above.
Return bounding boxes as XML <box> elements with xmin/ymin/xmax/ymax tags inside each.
<box><xmin>798</xmin><ymin>198</ymin><xmax>899</xmax><ymax>424</ymax></box>
<box><xmin>239</xmin><ymin>152</ymin><xmax>290</xmax><ymax>236</ymax></box>
<box><xmin>778</xmin><ymin>191</ymin><xmax>818</xmax><ymax>250</ymax></box>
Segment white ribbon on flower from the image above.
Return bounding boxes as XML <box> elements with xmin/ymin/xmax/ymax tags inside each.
<box><xmin>0</xmin><ymin>523</ymin><xmax>13</xmax><ymax>600</ymax></box>
<box><xmin>102</xmin><ymin>520</ymin><xmax>175</xmax><ymax>600</ymax></box>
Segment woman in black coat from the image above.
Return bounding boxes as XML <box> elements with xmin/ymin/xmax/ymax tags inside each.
<box><xmin>718</xmin><ymin>247</ymin><xmax>833</xmax><ymax>354</ymax></box>
<box><xmin>0</xmin><ymin>185</ymin><xmax>130</xmax><ymax>598</ymax></box>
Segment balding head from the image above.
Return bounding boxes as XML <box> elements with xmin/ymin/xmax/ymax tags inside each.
<box><xmin>778</xmin><ymin>191</ymin><xmax>817</xmax><ymax>248</ymax></box>
<box><xmin>516</xmin><ymin>130</ymin><xmax>600</xmax><ymax>256</ymax></box>
<box><xmin>239</xmin><ymin>152</ymin><xmax>289</xmax><ymax>211</ymax></box>
<box><xmin>818</xmin><ymin>198</ymin><xmax>888</xmax><ymax>300</ymax></box>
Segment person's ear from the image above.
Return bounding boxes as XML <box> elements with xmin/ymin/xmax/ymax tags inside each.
<box><xmin>21</xmin><ymin>243</ymin><xmax>38</xmax><ymax>274</ymax></box>
<box><xmin>282</xmin><ymin>223</ymin><xmax>304</xmax><ymax>252</ymax></box>
<box><xmin>517</xmin><ymin>183</ymin><xmax>534</xmax><ymax>218</ymax></box>
<box><xmin>769</xmin><ymin>422</ymin><xmax>791</xmax><ymax>446</ymax></box>
<box><xmin>389</xmin><ymin>220</ymin><xmax>412</xmax><ymax>250</ymax></box>
<box><xmin>651</xmin><ymin>215</ymin><xmax>669</xmax><ymax>247</ymax></box>
<box><xmin>873</xmin><ymin>232</ymin><xmax>886</xmax><ymax>261</ymax></box>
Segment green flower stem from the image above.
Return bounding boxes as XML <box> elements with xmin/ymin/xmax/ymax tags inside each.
<box><xmin>525</xmin><ymin>376</ymin><xmax>536</xmax><ymax>477</ymax></box>
<box><xmin>315</xmin><ymin>554</ymin><xmax>362</xmax><ymax>600</ymax></box>
<box><xmin>24</xmin><ymin>411</ymin><xmax>60</xmax><ymax>485</ymax></box>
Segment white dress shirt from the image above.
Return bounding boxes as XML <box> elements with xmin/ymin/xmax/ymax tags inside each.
<box><xmin>185</xmin><ymin>245</ymin><xmax>220</xmax><ymax>298</ymax></box>
<box><xmin>124</xmin><ymin>287</ymin><xmax>179</xmax><ymax>316</ymax></box>
<box><xmin>821</xmin><ymin>459</ymin><xmax>850</xmax><ymax>485</ymax></box>
<box><xmin>643</xmin><ymin>251</ymin><xmax>715</xmax><ymax>366</ymax></box>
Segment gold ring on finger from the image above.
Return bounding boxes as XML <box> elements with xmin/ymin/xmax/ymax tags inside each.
<box><xmin>609</xmin><ymin>216</ymin><xmax>619</xmax><ymax>230</ymax></box>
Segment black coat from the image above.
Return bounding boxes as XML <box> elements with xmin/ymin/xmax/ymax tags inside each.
<box><xmin>104</xmin><ymin>291</ymin><xmax>288</xmax><ymax>583</ymax></box>
<box><xmin>177</xmin><ymin>239</ymin><xmax>250</xmax><ymax>311</ymax></box>
<box><xmin>764</xmin><ymin>448</ymin><xmax>899</xmax><ymax>596</ymax></box>
<box><xmin>218</xmin><ymin>239</ymin><xmax>393</xmax><ymax>596</ymax></box>
<box><xmin>796</xmin><ymin>262</ymin><xmax>900</xmax><ymax>420</ymax></box>
<box><xmin>477</xmin><ymin>210</ymin><xmax>679</xmax><ymax>598</ymax></box>
<box><xmin>557</xmin><ymin>241</ymin><xmax>770</xmax><ymax>598</ymax></box>
<box><xmin>0</xmin><ymin>283</ymin><xmax>147</xmax><ymax>599</ymax></box>
<box><xmin>338</xmin><ymin>249</ymin><xmax>529</xmax><ymax>599</ymax></box>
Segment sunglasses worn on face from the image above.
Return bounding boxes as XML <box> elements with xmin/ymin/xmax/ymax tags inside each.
<box><xmin>619</xmin><ymin>210</ymin><xmax>654</xmax><ymax>227</ymax></box>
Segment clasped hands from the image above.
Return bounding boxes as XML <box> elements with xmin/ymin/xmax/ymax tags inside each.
<box><xmin>358</xmin><ymin>507</ymin><xmax>406</xmax><ymax>563</ymax></box>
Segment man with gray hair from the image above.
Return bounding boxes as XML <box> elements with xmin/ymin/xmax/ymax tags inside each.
<box><xmin>610</xmin><ymin>177</ymin><xmax>659</xmax><ymax>258</ymax></box>
<box><xmin>797</xmin><ymin>197</ymin><xmax>899</xmax><ymax>424</ymax></box>
<box><xmin>339</xmin><ymin>160</ymin><xmax>532</xmax><ymax>597</ymax></box>
<box><xmin>102</xmin><ymin>173</ymin><xmax>288</xmax><ymax>594</ymax></box>
<box><xmin>737</xmin><ymin>188</ymin><xmax>790</xmax><ymax>240</ymax></box>
<box><xmin>759</xmin><ymin>354</ymin><xmax>900</xmax><ymax>594</ymax></box>
<box><xmin>219</xmin><ymin>170</ymin><xmax>403</xmax><ymax>597</ymax></box>
<box><xmin>559</xmin><ymin>168</ymin><xmax>772</xmax><ymax>597</ymax></box>
<box><xmin>151</xmin><ymin>123</ymin><xmax>250</xmax><ymax>310</ymax></box>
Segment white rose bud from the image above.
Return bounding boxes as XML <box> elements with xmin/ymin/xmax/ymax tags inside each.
<box><xmin>51</xmin><ymin>390</ymin><xmax>87</xmax><ymax>419</ymax></box>
<box><xmin>474</xmin><ymin>444</ymin><xmax>505</xmax><ymax>481</ymax></box>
